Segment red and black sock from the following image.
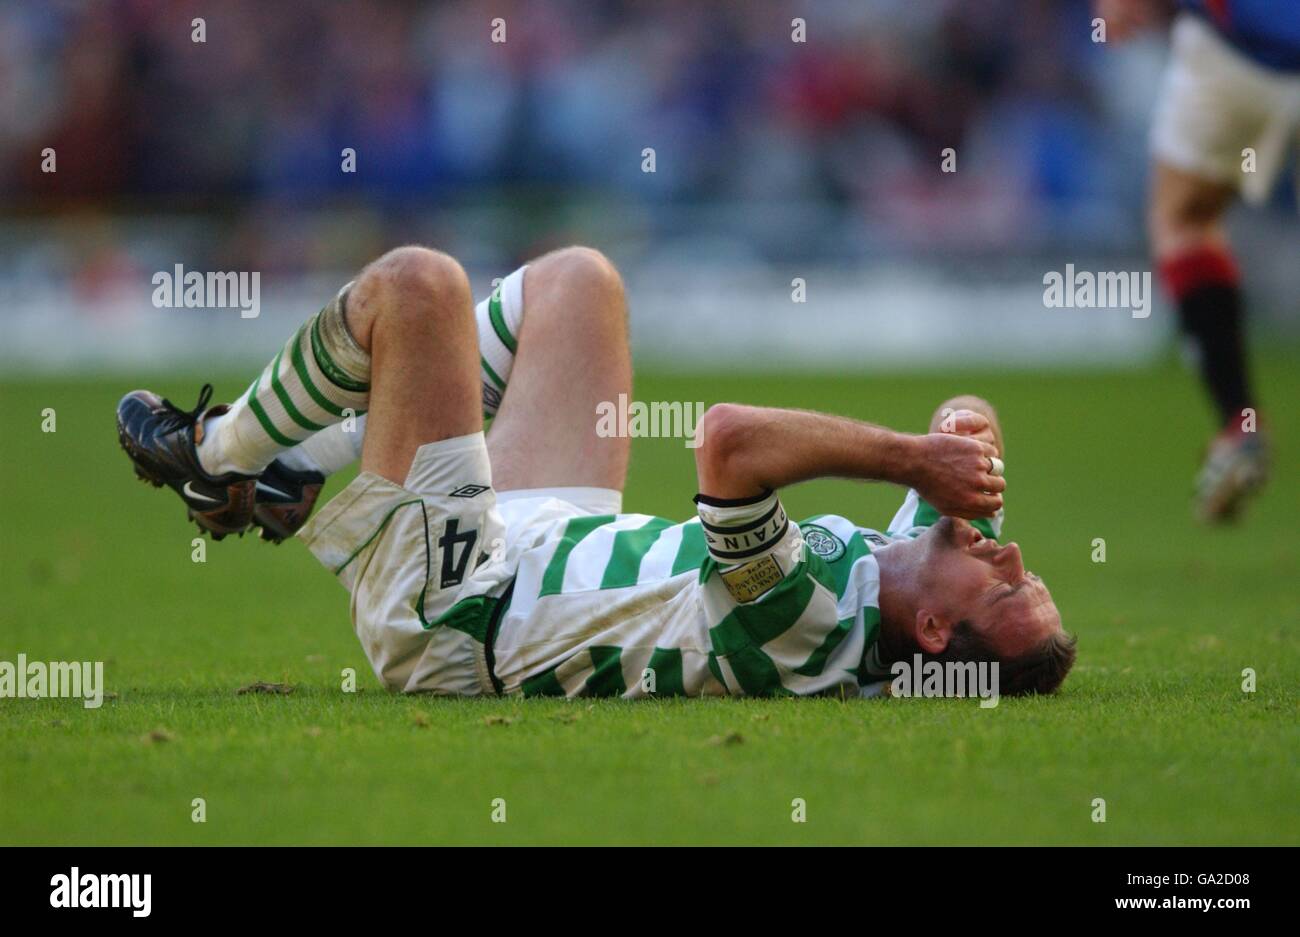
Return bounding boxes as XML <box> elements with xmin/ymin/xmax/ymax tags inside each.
<box><xmin>1158</xmin><ymin>244</ymin><xmax>1253</xmax><ymax>427</ymax></box>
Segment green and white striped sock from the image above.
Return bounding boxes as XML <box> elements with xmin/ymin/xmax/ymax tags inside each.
<box><xmin>197</xmin><ymin>283</ymin><xmax>370</xmax><ymax>477</ymax></box>
<box><xmin>476</xmin><ymin>266</ymin><xmax>526</xmax><ymax>417</ymax></box>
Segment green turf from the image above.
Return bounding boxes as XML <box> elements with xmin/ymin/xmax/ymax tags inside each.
<box><xmin>1</xmin><ymin>354</ymin><xmax>1296</xmax><ymax>845</ymax></box>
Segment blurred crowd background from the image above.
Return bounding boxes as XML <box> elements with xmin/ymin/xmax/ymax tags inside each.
<box><xmin>1</xmin><ymin>0</ymin><xmax>1296</xmax><ymax>369</ymax></box>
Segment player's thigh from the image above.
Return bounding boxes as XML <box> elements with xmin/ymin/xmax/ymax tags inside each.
<box><xmin>1148</xmin><ymin>161</ymin><xmax>1236</xmax><ymax>256</ymax></box>
<box><xmin>346</xmin><ymin>246</ymin><xmax>482</xmax><ymax>484</ymax></box>
<box><xmin>487</xmin><ymin>247</ymin><xmax>632</xmax><ymax>492</ymax></box>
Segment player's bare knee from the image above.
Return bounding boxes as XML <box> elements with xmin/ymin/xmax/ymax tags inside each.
<box><xmin>534</xmin><ymin>246</ymin><xmax>627</xmax><ymax>321</ymax></box>
<box><xmin>553</xmin><ymin>245</ymin><xmax>623</xmax><ymax>292</ymax></box>
<box><xmin>370</xmin><ymin>245</ymin><xmax>469</xmax><ymax>309</ymax></box>
<box><xmin>350</xmin><ymin>246</ymin><xmax>471</xmax><ymax>344</ymax></box>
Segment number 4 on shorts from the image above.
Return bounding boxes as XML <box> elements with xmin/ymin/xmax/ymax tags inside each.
<box><xmin>438</xmin><ymin>518</ymin><xmax>478</xmax><ymax>588</ymax></box>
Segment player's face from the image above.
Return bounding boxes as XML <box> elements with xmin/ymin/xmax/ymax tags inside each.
<box><xmin>923</xmin><ymin>517</ymin><xmax>1062</xmax><ymax>658</ymax></box>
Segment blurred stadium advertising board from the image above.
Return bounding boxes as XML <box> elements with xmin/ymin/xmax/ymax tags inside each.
<box><xmin>1</xmin><ymin>262</ymin><xmax>1172</xmax><ymax>373</ymax></box>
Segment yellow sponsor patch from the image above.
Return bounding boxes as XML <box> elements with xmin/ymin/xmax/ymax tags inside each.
<box><xmin>720</xmin><ymin>554</ymin><xmax>784</xmax><ymax>603</ymax></box>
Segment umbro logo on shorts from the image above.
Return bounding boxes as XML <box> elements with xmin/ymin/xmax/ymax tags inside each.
<box><xmin>450</xmin><ymin>484</ymin><xmax>490</xmax><ymax>498</ymax></box>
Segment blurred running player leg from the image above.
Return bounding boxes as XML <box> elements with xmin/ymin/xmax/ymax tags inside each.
<box><xmin>1151</xmin><ymin>161</ymin><xmax>1250</xmax><ymax>425</ymax></box>
<box><xmin>1151</xmin><ymin>161</ymin><xmax>1270</xmax><ymax>522</ymax></box>
<box><xmin>484</xmin><ymin>246</ymin><xmax>632</xmax><ymax>494</ymax></box>
<box><xmin>1140</xmin><ymin>6</ymin><xmax>1289</xmax><ymax>522</ymax></box>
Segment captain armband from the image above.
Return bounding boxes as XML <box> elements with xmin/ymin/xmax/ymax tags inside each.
<box><xmin>694</xmin><ymin>490</ymin><xmax>795</xmax><ymax>603</ymax></box>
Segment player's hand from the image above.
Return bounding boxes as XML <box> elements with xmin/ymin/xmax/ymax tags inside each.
<box><xmin>1093</xmin><ymin>0</ymin><xmax>1160</xmax><ymax>43</ymax></box>
<box><xmin>935</xmin><ymin>408</ymin><xmax>998</xmax><ymax>450</ymax></box>
<box><xmin>910</xmin><ymin>432</ymin><xmax>1005</xmax><ymax>520</ymax></box>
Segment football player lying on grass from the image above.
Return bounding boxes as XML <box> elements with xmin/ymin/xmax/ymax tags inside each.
<box><xmin>118</xmin><ymin>245</ymin><xmax>1075</xmax><ymax>698</ymax></box>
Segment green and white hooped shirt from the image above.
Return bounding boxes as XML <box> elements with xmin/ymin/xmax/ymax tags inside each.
<box><xmin>460</xmin><ymin>488</ymin><xmax>1003</xmax><ymax>699</ymax></box>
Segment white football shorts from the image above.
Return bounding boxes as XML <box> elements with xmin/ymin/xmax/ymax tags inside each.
<box><xmin>1151</xmin><ymin>13</ymin><xmax>1300</xmax><ymax>203</ymax></box>
<box><xmin>297</xmin><ymin>430</ymin><xmax>621</xmax><ymax>694</ymax></box>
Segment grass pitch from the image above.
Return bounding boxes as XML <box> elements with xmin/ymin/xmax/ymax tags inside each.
<box><xmin>1</xmin><ymin>354</ymin><xmax>1296</xmax><ymax>845</ymax></box>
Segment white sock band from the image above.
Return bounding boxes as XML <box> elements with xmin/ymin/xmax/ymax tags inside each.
<box><xmin>475</xmin><ymin>265</ymin><xmax>526</xmax><ymax>416</ymax></box>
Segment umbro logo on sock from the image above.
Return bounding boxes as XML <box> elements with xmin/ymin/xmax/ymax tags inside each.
<box><xmin>450</xmin><ymin>484</ymin><xmax>489</xmax><ymax>498</ymax></box>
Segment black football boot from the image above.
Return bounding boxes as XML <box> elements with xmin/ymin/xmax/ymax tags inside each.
<box><xmin>252</xmin><ymin>459</ymin><xmax>326</xmax><ymax>543</ymax></box>
<box><xmin>115</xmin><ymin>383</ymin><xmax>256</xmax><ymax>539</ymax></box>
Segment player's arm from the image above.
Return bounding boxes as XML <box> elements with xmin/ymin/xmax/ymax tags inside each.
<box><xmin>693</xmin><ymin>403</ymin><xmax>1004</xmax><ymax>521</ymax></box>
